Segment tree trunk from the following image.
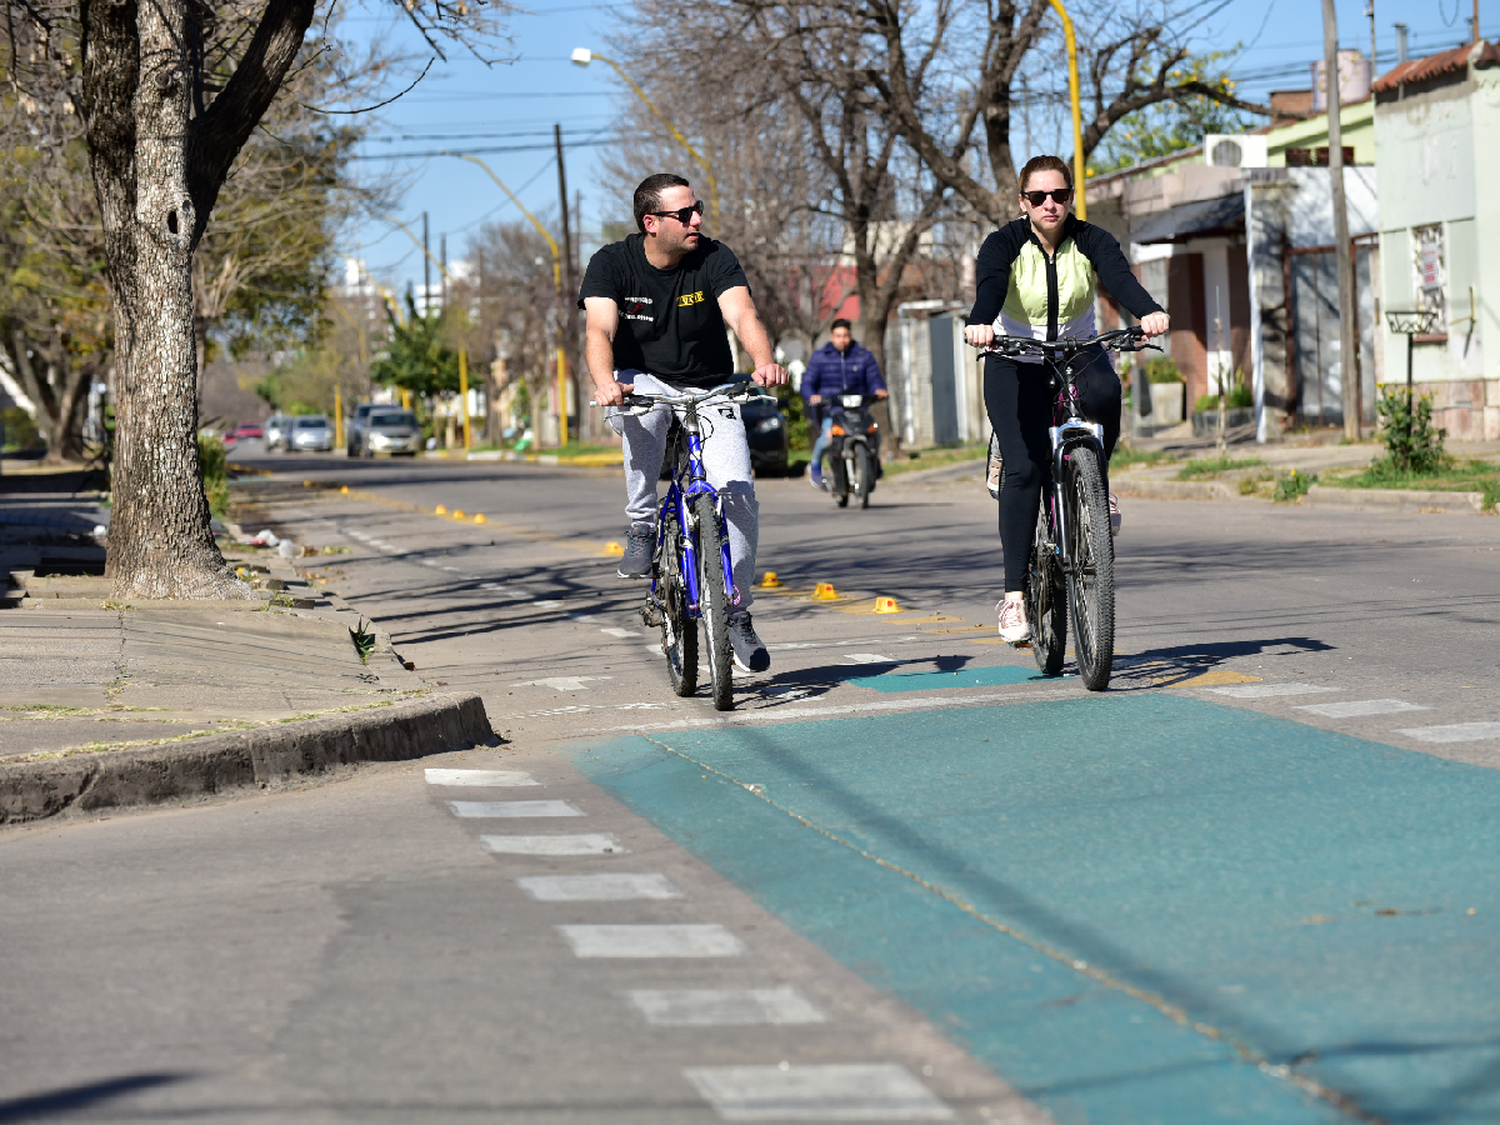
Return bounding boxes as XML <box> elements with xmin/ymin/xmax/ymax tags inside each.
<box><xmin>84</xmin><ymin>0</ymin><xmax>249</xmax><ymax>598</ymax></box>
<box><xmin>41</xmin><ymin>365</ymin><xmax>92</xmax><ymax>465</ymax></box>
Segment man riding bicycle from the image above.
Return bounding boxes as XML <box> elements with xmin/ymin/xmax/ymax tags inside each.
<box><xmin>581</xmin><ymin>172</ymin><xmax>788</xmax><ymax>673</ymax></box>
<box><xmin>963</xmin><ymin>155</ymin><xmax>1169</xmax><ymax>645</ymax></box>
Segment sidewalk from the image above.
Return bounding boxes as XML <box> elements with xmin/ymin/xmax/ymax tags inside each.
<box><xmin>0</xmin><ymin>468</ymin><xmax>493</xmax><ymax>823</ymax></box>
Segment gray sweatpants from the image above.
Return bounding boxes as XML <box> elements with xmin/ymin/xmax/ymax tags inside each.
<box><xmin>613</xmin><ymin>374</ymin><xmax>758</xmax><ymax>610</ymax></box>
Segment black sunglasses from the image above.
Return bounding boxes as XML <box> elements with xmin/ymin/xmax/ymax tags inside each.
<box><xmin>1022</xmin><ymin>188</ymin><xmax>1072</xmax><ymax>206</ymax></box>
<box><xmin>648</xmin><ymin>200</ymin><xmax>705</xmax><ymax>224</ymax></box>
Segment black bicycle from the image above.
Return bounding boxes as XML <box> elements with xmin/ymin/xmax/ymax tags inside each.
<box><xmin>979</xmin><ymin>327</ymin><xmax>1156</xmax><ymax>691</ymax></box>
<box><xmin>609</xmin><ymin>380</ymin><xmax>766</xmax><ymax>711</ymax></box>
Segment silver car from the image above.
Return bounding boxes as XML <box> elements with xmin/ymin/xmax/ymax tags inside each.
<box><xmin>289</xmin><ymin>415</ymin><xmax>335</xmax><ymax>453</ymax></box>
<box><xmin>264</xmin><ymin>414</ymin><xmax>291</xmax><ymax>451</ymax></box>
<box><xmin>362</xmin><ymin>409</ymin><xmax>420</xmax><ymax>457</ymax></box>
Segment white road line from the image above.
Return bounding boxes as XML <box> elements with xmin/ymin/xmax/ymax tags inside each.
<box><xmin>623</xmin><ymin>987</ymin><xmax>825</xmax><ymax>1026</ymax></box>
<box><xmin>601</xmin><ymin>626</ymin><xmax>642</xmax><ymax>637</ymax></box>
<box><xmin>481</xmin><ymin>834</ymin><xmax>625</xmax><ymax>856</ymax></box>
<box><xmin>425</xmin><ymin>768</ymin><xmax>538</xmax><ymax>787</ymax></box>
<box><xmin>420</xmin><ymin>560</ymin><xmax>443</xmax><ymax>568</ymax></box>
<box><xmin>441</xmin><ymin>565</ymin><xmax>461</xmax><ymax>572</ymax></box>
<box><xmin>446</xmin><ymin>800</ymin><xmax>583</xmax><ymax>818</ymax></box>
<box><xmin>1205</xmin><ymin>683</ymin><xmax>1337</xmax><ymax>699</ymax></box>
<box><xmin>517</xmin><ymin>873</ymin><xmax>681</xmax><ymax>901</ymax></box>
<box><xmin>845</xmin><ymin>653</ymin><xmax>896</xmax><ymax>664</ymax></box>
<box><xmin>683</xmin><ymin>1064</ymin><xmax>953</xmax><ymax>1121</ymax></box>
<box><xmin>1397</xmin><ymin>722</ymin><xmax>1500</xmax><ymax>743</ymax></box>
<box><xmin>531</xmin><ymin>599</ymin><xmax>565</xmax><ymax>609</ymax></box>
<box><xmin>515</xmin><ymin>675</ymin><xmax>612</xmax><ymax>691</ymax></box>
<box><xmin>1296</xmin><ymin>699</ymin><xmax>1431</xmax><ymax>718</ymax></box>
<box><xmin>557</xmin><ymin>924</ymin><xmax>745</xmax><ymax>958</ymax></box>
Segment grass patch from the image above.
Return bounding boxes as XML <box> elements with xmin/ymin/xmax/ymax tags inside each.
<box><xmin>1176</xmin><ymin>455</ymin><xmax>1265</xmax><ymax>480</ymax></box>
<box><xmin>1110</xmin><ymin>447</ymin><xmax>1175</xmax><ymax>469</ymax></box>
<box><xmin>1274</xmin><ymin>469</ymin><xmax>1318</xmax><ymax>502</ymax></box>
<box><xmin>1330</xmin><ymin>459</ymin><xmax>1500</xmax><ymax>506</ymax></box>
<box><xmin>881</xmin><ymin>442</ymin><xmax>988</xmax><ymax>477</ymax></box>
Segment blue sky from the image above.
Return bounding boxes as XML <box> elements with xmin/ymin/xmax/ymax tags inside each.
<box><xmin>341</xmin><ymin>0</ymin><xmax>1499</xmax><ymax>300</ymax></box>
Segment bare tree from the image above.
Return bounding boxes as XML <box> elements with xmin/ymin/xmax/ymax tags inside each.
<box><xmin>4</xmin><ymin>0</ymin><xmax>505</xmax><ymax>597</ymax></box>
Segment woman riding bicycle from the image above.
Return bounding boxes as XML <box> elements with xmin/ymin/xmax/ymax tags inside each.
<box><xmin>964</xmin><ymin>154</ymin><xmax>1170</xmax><ymax>645</ymax></box>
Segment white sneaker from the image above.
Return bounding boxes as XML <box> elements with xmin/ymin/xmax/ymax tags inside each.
<box><xmin>996</xmin><ymin>597</ymin><xmax>1030</xmax><ymax>646</ymax></box>
<box><xmin>986</xmin><ymin>433</ymin><xmax>1003</xmax><ymax>499</ymax></box>
<box><xmin>1109</xmin><ymin>493</ymin><xmax>1122</xmax><ymax>537</ymax></box>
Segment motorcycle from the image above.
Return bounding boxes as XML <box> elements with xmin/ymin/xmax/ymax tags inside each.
<box><xmin>823</xmin><ymin>393</ymin><xmax>881</xmax><ymax>509</ymax></box>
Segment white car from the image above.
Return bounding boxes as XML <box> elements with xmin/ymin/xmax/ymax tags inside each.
<box><xmin>264</xmin><ymin>414</ymin><xmax>291</xmax><ymax>451</ymax></box>
<box><xmin>289</xmin><ymin>415</ymin><xmax>335</xmax><ymax>453</ymax></box>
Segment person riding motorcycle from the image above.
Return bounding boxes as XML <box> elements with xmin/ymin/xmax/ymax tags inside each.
<box><xmin>803</xmin><ymin>318</ymin><xmax>887</xmax><ymax>490</ymax></box>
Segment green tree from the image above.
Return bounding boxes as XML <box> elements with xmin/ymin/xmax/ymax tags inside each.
<box><xmin>370</xmin><ymin>295</ymin><xmax>462</xmax><ymax>400</ymax></box>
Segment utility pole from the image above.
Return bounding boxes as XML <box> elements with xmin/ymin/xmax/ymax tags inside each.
<box><xmin>1366</xmin><ymin>1</ymin><xmax>1377</xmax><ymax>70</ymax></box>
<box><xmin>422</xmin><ymin>212</ymin><xmax>431</xmax><ymax>319</ymax></box>
<box><xmin>555</xmin><ymin>124</ymin><xmax>580</xmax><ymax>440</ymax></box>
<box><xmin>440</xmin><ymin>233</ymin><xmax>448</xmax><ymax>316</ymax></box>
<box><xmin>1322</xmin><ymin>0</ymin><xmax>1360</xmax><ymax>440</ymax></box>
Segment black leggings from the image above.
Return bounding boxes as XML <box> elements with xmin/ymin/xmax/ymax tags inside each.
<box><xmin>983</xmin><ymin>349</ymin><xmax>1121</xmax><ymax>592</ymax></box>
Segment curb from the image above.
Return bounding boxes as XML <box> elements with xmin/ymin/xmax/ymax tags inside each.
<box><xmin>1116</xmin><ymin>477</ymin><xmax>1246</xmax><ymax>502</ymax></box>
<box><xmin>0</xmin><ymin>691</ymin><xmax>494</xmax><ymax>826</ymax></box>
<box><xmin>1304</xmin><ymin>485</ymin><xmax>1489</xmax><ymax>512</ymax></box>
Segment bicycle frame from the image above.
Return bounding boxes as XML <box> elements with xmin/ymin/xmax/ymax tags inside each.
<box><xmin>656</xmin><ymin>403</ymin><xmax>737</xmax><ymax>618</ymax></box>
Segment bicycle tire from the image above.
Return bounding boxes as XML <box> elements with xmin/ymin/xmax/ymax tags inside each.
<box><xmin>854</xmin><ymin>443</ymin><xmax>872</xmax><ymax>509</ymax></box>
<box><xmin>1026</xmin><ymin>506</ymin><xmax>1067</xmax><ymax>675</ymax></box>
<box><xmin>692</xmin><ymin>493</ymin><xmax>734</xmax><ymax>711</ymax></box>
<box><xmin>659</xmin><ymin>510</ymin><xmax>698</xmax><ymax>697</ymax></box>
<box><xmin>1064</xmin><ymin>446</ymin><xmax>1115</xmax><ymax>691</ymax></box>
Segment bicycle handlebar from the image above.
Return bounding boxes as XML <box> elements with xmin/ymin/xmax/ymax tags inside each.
<box><xmin>589</xmin><ymin>378</ymin><xmax>771</xmax><ymax>411</ymax></box>
<box><xmin>976</xmin><ymin>326</ymin><xmax>1159</xmax><ymax>359</ymax></box>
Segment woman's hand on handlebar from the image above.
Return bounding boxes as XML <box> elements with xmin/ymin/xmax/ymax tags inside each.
<box><xmin>1140</xmin><ymin>311</ymin><xmax>1170</xmax><ymax>339</ymax></box>
<box><xmin>964</xmin><ymin>324</ymin><xmax>994</xmax><ymax>349</ymax></box>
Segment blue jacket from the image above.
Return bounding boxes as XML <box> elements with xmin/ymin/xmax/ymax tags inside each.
<box><xmin>802</xmin><ymin>340</ymin><xmax>885</xmax><ymax>402</ymax></box>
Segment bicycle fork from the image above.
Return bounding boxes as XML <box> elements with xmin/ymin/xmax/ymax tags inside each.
<box><xmin>1047</xmin><ymin>420</ymin><xmax>1105</xmax><ymax>574</ymax></box>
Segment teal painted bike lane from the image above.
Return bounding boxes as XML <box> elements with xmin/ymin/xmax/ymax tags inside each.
<box><xmin>571</xmin><ymin>693</ymin><xmax>1500</xmax><ymax>1124</ymax></box>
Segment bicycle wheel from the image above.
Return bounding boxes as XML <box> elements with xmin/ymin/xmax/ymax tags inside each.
<box><xmin>657</xmin><ymin>511</ymin><xmax>699</xmax><ymax>697</ymax></box>
<box><xmin>1064</xmin><ymin>446</ymin><xmax>1115</xmax><ymax>691</ymax></box>
<box><xmin>1026</xmin><ymin>504</ymin><xmax>1067</xmax><ymax>675</ymax></box>
<box><xmin>692</xmin><ymin>493</ymin><xmax>734</xmax><ymax>711</ymax></box>
<box><xmin>854</xmin><ymin>443</ymin><xmax>872</xmax><ymax>509</ymax></box>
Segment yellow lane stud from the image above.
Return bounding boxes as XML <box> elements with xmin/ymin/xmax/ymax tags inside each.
<box><xmin>303</xmin><ymin>480</ymin><xmax>312</xmax><ymax>487</ymax></box>
<box><xmin>812</xmin><ymin>582</ymin><xmax>839</xmax><ymax>600</ymax></box>
<box><xmin>473</xmin><ymin>514</ymin><xmax>487</xmax><ymax>524</ymax></box>
<box><xmin>453</xmin><ymin>510</ymin><xmax>466</xmax><ymax>520</ymax></box>
<box><xmin>873</xmin><ymin>596</ymin><xmax>901</xmax><ymax>614</ymax></box>
<box><xmin>340</xmin><ymin>485</ymin><xmax>349</xmax><ymax>494</ymax></box>
<box><xmin>760</xmin><ymin>571</ymin><xmax>782</xmax><ymax>588</ymax></box>
<box><xmin>435</xmin><ymin>504</ymin><xmax>447</xmax><ymax>515</ymax></box>
<box><xmin>604</xmin><ymin>541</ymin><xmax>625</xmax><ymax>556</ymax></box>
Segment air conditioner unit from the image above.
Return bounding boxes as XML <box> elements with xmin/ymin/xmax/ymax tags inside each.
<box><xmin>1204</xmin><ymin>134</ymin><xmax>1269</xmax><ymax>169</ymax></box>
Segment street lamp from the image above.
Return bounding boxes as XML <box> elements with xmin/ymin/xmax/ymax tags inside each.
<box><xmin>444</xmin><ymin>152</ymin><xmax>571</xmax><ymax>447</ymax></box>
<box><xmin>1047</xmin><ymin>0</ymin><xmax>1087</xmax><ymax>220</ymax></box>
<box><xmin>382</xmin><ymin>217</ymin><xmax>474</xmax><ymax>451</ymax></box>
<box><xmin>571</xmin><ymin>47</ymin><xmax>721</xmax><ymax>223</ymax></box>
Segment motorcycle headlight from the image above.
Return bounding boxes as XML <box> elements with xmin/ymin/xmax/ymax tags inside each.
<box><xmin>753</xmin><ymin>417</ymin><xmax>782</xmax><ymax>434</ymax></box>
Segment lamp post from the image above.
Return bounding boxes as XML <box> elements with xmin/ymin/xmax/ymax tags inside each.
<box><xmin>570</xmin><ymin>47</ymin><xmax>721</xmax><ymax>223</ymax></box>
<box><xmin>383</xmin><ymin>217</ymin><xmax>473</xmax><ymax>451</ymax></box>
<box><xmin>1047</xmin><ymin>0</ymin><xmax>1088</xmax><ymax>220</ymax></box>
<box><xmin>445</xmin><ymin>153</ymin><xmax>570</xmax><ymax>446</ymax></box>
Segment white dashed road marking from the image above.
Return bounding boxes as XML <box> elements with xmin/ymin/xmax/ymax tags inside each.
<box><xmin>1296</xmin><ymin>699</ymin><xmax>1432</xmax><ymax>718</ymax></box>
<box><xmin>446</xmin><ymin>800</ymin><xmax>584</xmax><ymax>818</ymax></box>
<box><xmin>602</xmin><ymin>627</ymin><xmax>642</xmax><ymax>638</ymax></box>
<box><xmin>683</xmin><ymin>1064</ymin><xmax>954</xmax><ymax>1121</ymax></box>
<box><xmin>844</xmin><ymin>653</ymin><xmax>896</xmax><ymax>664</ymax></box>
<box><xmin>425</xmin><ymin>768</ymin><xmax>538</xmax><ymax>787</ymax></box>
<box><xmin>1397</xmin><ymin>722</ymin><xmax>1500</xmax><ymax>743</ymax></box>
<box><xmin>515</xmin><ymin>676</ymin><xmax>613</xmax><ymax>691</ymax></box>
<box><xmin>623</xmin><ymin>987</ymin><xmax>826</xmax><ymax>1026</ymax></box>
<box><xmin>1206</xmin><ymin>683</ymin><xmax>1337</xmax><ymax>699</ymax></box>
<box><xmin>517</xmin><ymin>873</ymin><xmax>682</xmax><ymax>901</ymax></box>
<box><xmin>557</xmin><ymin>924</ymin><xmax>745</xmax><ymax>959</ymax></box>
<box><xmin>481</xmin><ymin>834</ymin><xmax>626</xmax><ymax>856</ymax></box>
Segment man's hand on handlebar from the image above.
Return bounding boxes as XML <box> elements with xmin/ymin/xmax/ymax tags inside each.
<box><xmin>592</xmin><ymin>378</ymin><xmax>632</xmax><ymax>408</ymax></box>
<box><xmin>751</xmin><ymin>362</ymin><xmax>788</xmax><ymax>388</ymax></box>
<box><xmin>1140</xmin><ymin>311</ymin><xmax>1170</xmax><ymax>338</ymax></box>
<box><xmin>964</xmin><ymin>324</ymin><xmax>994</xmax><ymax>349</ymax></box>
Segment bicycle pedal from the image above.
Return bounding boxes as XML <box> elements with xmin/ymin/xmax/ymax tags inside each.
<box><xmin>640</xmin><ymin>604</ymin><xmax>662</xmax><ymax>628</ymax></box>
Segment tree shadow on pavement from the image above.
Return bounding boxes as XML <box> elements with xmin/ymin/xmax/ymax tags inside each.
<box><xmin>0</xmin><ymin>1073</ymin><xmax>188</xmax><ymax>1122</ymax></box>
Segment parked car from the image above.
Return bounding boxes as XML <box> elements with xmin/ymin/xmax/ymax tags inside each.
<box><xmin>233</xmin><ymin>419</ymin><xmax>264</xmax><ymax>441</ymax></box>
<box><xmin>741</xmin><ymin>393</ymin><xmax>790</xmax><ymax>476</ymax></box>
<box><xmin>289</xmin><ymin>414</ymin><xmax>335</xmax><ymax>453</ymax></box>
<box><xmin>346</xmin><ymin>402</ymin><xmax>375</xmax><ymax>456</ymax></box>
<box><xmin>359</xmin><ymin>408</ymin><xmax>421</xmax><ymax>457</ymax></box>
<box><xmin>264</xmin><ymin>414</ymin><xmax>290</xmax><ymax>451</ymax></box>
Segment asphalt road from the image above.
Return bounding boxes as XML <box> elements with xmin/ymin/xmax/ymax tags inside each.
<box><xmin>4</xmin><ymin>448</ymin><xmax>1499</xmax><ymax>1124</ymax></box>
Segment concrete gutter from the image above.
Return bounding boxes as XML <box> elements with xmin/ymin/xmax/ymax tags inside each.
<box><xmin>0</xmin><ymin>691</ymin><xmax>494</xmax><ymax>826</ymax></box>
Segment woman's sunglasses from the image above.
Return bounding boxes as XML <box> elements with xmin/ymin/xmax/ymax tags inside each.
<box><xmin>1022</xmin><ymin>189</ymin><xmax>1072</xmax><ymax>206</ymax></box>
<box><xmin>648</xmin><ymin>201</ymin><xmax>705</xmax><ymax>224</ymax></box>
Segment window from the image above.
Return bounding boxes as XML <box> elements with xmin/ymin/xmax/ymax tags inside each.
<box><xmin>1411</xmin><ymin>224</ymin><xmax>1447</xmax><ymax>335</ymax></box>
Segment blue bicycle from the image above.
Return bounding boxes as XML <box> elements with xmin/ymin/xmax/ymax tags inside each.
<box><xmin>616</xmin><ymin>380</ymin><xmax>764</xmax><ymax>711</ymax></box>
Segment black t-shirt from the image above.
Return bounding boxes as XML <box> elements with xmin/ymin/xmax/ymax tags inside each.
<box><xmin>578</xmin><ymin>232</ymin><xmax>749</xmax><ymax>387</ymax></box>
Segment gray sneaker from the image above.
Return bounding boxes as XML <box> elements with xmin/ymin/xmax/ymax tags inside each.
<box><xmin>728</xmin><ymin>612</ymin><xmax>770</xmax><ymax>673</ymax></box>
<box><xmin>618</xmin><ymin>522</ymin><xmax>655</xmax><ymax>579</ymax></box>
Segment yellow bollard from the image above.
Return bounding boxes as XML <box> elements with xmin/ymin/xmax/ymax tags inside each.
<box><xmin>874</xmin><ymin>596</ymin><xmax>901</xmax><ymax>614</ymax></box>
<box><xmin>435</xmin><ymin>505</ymin><xmax>447</xmax><ymax>515</ymax></box>
<box><xmin>760</xmin><ymin>571</ymin><xmax>782</xmax><ymax>588</ymax></box>
<box><xmin>473</xmin><ymin>514</ymin><xmax>487</xmax><ymax>525</ymax></box>
<box><xmin>812</xmin><ymin>582</ymin><xmax>839</xmax><ymax>600</ymax></box>
<box><xmin>604</xmin><ymin>541</ymin><xmax>625</xmax><ymax>556</ymax></box>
